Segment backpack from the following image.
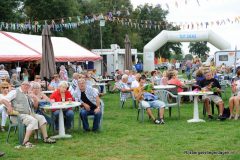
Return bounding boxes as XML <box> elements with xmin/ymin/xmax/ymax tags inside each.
<box><xmin>223</xmin><ymin>107</ymin><xmax>230</xmax><ymax>118</ymax></box>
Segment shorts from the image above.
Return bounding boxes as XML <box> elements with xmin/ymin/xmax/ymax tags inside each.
<box><xmin>19</xmin><ymin>114</ymin><xmax>47</xmax><ymax>131</ymax></box>
<box><xmin>140</xmin><ymin>100</ymin><xmax>165</xmax><ymax>109</ymax></box>
<box><xmin>202</xmin><ymin>95</ymin><xmax>223</xmax><ymax>104</ymax></box>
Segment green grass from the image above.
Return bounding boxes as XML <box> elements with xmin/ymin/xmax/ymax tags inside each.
<box><xmin>0</xmin><ymin>88</ymin><xmax>240</xmax><ymax>160</ymax></box>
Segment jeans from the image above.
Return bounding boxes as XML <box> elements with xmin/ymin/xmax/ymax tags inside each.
<box><xmin>35</xmin><ymin>109</ymin><xmax>53</xmax><ymax>125</ymax></box>
<box><xmin>53</xmin><ymin>109</ymin><xmax>74</xmax><ymax>130</ymax></box>
<box><xmin>80</xmin><ymin>109</ymin><xmax>102</xmax><ymax>131</ymax></box>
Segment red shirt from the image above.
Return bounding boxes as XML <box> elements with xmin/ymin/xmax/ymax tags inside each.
<box><xmin>50</xmin><ymin>89</ymin><xmax>73</xmax><ymax>112</ymax></box>
<box><xmin>168</xmin><ymin>78</ymin><xmax>183</xmax><ymax>92</ymax></box>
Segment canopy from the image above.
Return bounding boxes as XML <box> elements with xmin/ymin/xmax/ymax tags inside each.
<box><xmin>0</xmin><ymin>31</ymin><xmax>101</xmax><ymax>62</ymax></box>
<box><xmin>0</xmin><ymin>31</ymin><xmax>41</xmax><ymax>62</ymax></box>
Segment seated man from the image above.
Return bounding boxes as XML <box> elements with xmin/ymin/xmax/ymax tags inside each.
<box><xmin>199</xmin><ymin>71</ymin><xmax>226</xmax><ymax>120</ymax></box>
<box><xmin>134</xmin><ymin>76</ymin><xmax>165</xmax><ymax>124</ymax></box>
<box><xmin>48</xmin><ymin>74</ymin><xmax>61</xmax><ymax>91</ymax></box>
<box><xmin>119</xmin><ymin>74</ymin><xmax>133</xmax><ymax>101</ymax></box>
<box><xmin>5</xmin><ymin>81</ymin><xmax>56</xmax><ymax>147</ymax></box>
<box><xmin>74</xmin><ymin>78</ymin><xmax>102</xmax><ymax>132</ymax></box>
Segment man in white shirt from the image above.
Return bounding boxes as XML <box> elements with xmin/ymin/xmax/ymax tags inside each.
<box><xmin>5</xmin><ymin>81</ymin><xmax>55</xmax><ymax>147</ymax></box>
<box><xmin>0</xmin><ymin>65</ymin><xmax>9</xmax><ymax>81</ymax></box>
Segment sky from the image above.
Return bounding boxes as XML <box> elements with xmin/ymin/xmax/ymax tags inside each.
<box><xmin>131</xmin><ymin>0</ymin><xmax>240</xmax><ymax>54</ymax></box>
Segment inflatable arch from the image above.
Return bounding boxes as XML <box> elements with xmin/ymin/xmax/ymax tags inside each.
<box><xmin>143</xmin><ymin>30</ymin><xmax>231</xmax><ymax>71</ymax></box>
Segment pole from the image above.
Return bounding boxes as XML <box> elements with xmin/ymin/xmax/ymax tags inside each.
<box><xmin>100</xmin><ymin>25</ymin><xmax>103</xmax><ymax>75</ymax></box>
<box><xmin>234</xmin><ymin>45</ymin><xmax>237</xmax><ymax>73</ymax></box>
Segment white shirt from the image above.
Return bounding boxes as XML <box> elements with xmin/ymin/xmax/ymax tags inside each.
<box><xmin>131</xmin><ymin>80</ymin><xmax>139</xmax><ymax>89</ymax></box>
<box><xmin>5</xmin><ymin>88</ymin><xmax>33</xmax><ymax>113</ymax></box>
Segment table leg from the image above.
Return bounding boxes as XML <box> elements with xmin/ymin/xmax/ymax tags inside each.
<box><xmin>189</xmin><ymin>85</ymin><xmax>193</xmax><ymax>101</ymax></box>
<box><xmin>187</xmin><ymin>95</ymin><xmax>205</xmax><ymax>123</ymax></box>
<box><xmin>51</xmin><ymin>109</ymin><xmax>72</xmax><ymax>139</ymax></box>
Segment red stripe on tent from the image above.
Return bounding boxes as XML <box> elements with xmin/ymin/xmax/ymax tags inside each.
<box><xmin>0</xmin><ymin>31</ymin><xmax>42</xmax><ymax>55</ymax></box>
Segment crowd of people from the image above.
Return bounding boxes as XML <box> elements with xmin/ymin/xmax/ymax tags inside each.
<box><xmin>0</xmin><ymin>64</ymin><xmax>103</xmax><ymax>152</ymax></box>
<box><xmin>0</xmin><ymin>58</ymin><xmax>239</xmax><ymax>155</ymax></box>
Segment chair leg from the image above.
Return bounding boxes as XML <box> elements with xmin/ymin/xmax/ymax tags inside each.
<box><xmin>203</xmin><ymin>102</ymin><xmax>206</xmax><ymax>117</ymax></box>
<box><xmin>120</xmin><ymin>101</ymin><xmax>125</xmax><ymax>108</ymax></box>
<box><xmin>137</xmin><ymin>109</ymin><xmax>140</xmax><ymax>120</ymax></box>
<box><xmin>6</xmin><ymin>125</ymin><xmax>12</xmax><ymax>143</ymax></box>
<box><xmin>178</xmin><ymin>104</ymin><xmax>180</xmax><ymax>119</ymax></box>
<box><xmin>78</xmin><ymin>115</ymin><xmax>82</xmax><ymax>131</ymax></box>
<box><xmin>211</xmin><ymin>101</ymin><xmax>214</xmax><ymax>115</ymax></box>
<box><xmin>18</xmin><ymin>123</ymin><xmax>25</xmax><ymax>145</ymax></box>
<box><xmin>141</xmin><ymin>108</ymin><xmax>144</xmax><ymax>122</ymax></box>
<box><xmin>169</xmin><ymin>107</ymin><xmax>172</xmax><ymax>117</ymax></box>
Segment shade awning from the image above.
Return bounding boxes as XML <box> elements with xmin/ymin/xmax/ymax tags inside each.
<box><xmin>0</xmin><ymin>31</ymin><xmax>102</xmax><ymax>62</ymax></box>
<box><xmin>0</xmin><ymin>31</ymin><xmax>41</xmax><ymax>62</ymax></box>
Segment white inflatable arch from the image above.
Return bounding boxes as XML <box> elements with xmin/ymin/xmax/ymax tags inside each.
<box><xmin>143</xmin><ymin>30</ymin><xmax>231</xmax><ymax>71</ymax></box>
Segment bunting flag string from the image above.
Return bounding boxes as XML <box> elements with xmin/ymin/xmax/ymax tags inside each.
<box><xmin>0</xmin><ymin>13</ymin><xmax>239</xmax><ymax>33</ymax></box>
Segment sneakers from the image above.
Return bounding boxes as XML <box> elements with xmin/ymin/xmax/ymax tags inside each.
<box><xmin>234</xmin><ymin>114</ymin><xmax>239</xmax><ymax>120</ymax></box>
<box><xmin>154</xmin><ymin>119</ymin><xmax>165</xmax><ymax>124</ymax></box>
<box><xmin>229</xmin><ymin>114</ymin><xmax>235</xmax><ymax>120</ymax></box>
<box><xmin>217</xmin><ymin>115</ymin><xmax>226</xmax><ymax>121</ymax></box>
<box><xmin>208</xmin><ymin>115</ymin><xmax>214</xmax><ymax>120</ymax></box>
<box><xmin>154</xmin><ymin>119</ymin><xmax>161</xmax><ymax>124</ymax></box>
<box><xmin>160</xmin><ymin>119</ymin><xmax>165</xmax><ymax>124</ymax></box>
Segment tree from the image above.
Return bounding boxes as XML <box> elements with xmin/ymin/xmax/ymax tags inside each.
<box><xmin>0</xmin><ymin>0</ymin><xmax>23</xmax><ymax>21</ymax></box>
<box><xmin>188</xmin><ymin>41</ymin><xmax>210</xmax><ymax>60</ymax></box>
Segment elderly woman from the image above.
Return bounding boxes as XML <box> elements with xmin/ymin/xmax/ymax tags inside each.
<box><xmin>10</xmin><ymin>73</ymin><xmax>21</xmax><ymax>88</ymax></box>
<box><xmin>0</xmin><ymin>82</ymin><xmax>10</xmax><ymax>131</ymax></box>
<box><xmin>50</xmin><ymin>81</ymin><xmax>74</xmax><ymax>130</ymax></box>
<box><xmin>30</xmin><ymin>82</ymin><xmax>52</xmax><ymax>124</ymax></box>
<box><xmin>167</xmin><ymin>70</ymin><xmax>185</xmax><ymax>93</ymax></box>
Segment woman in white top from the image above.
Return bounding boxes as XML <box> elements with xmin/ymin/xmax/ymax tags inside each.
<box><xmin>150</xmin><ymin>70</ymin><xmax>161</xmax><ymax>85</ymax></box>
<box><xmin>0</xmin><ymin>82</ymin><xmax>10</xmax><ymax>131</ymax></box>
<box><xmin>229</xmin><ymin>70</ymin><xmax>240</xmax><ymax>120</ymax></box>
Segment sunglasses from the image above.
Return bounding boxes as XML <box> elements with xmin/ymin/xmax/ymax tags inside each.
<box><xmin>2</xmin><ymin>87</ymin><xmax>8</xmax><ymax>89</ymax></box>
<box><xmin>36</xmin><ymin>77</ymin><xmax>41</xmax><ymax>79</ymax></box>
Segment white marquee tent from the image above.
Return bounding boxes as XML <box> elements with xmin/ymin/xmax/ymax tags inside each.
<box><xmin>0</xmin><ymin>31</ymin><xmax>41</xmax><ymax>62</ymax></box>
<box><xmin>0</xmin><ymin>31</ymin><xmax>101</xmax><ymax>62</ymax></box>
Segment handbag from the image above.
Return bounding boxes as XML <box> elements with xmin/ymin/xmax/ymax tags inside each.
<box><xmin>143</xmin><ymin>92</ymin><xmax>158</xmax><ymax>101</ymax></box>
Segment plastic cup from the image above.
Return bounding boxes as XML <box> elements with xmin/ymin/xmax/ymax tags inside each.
<box><xmin>50</xmin><ymin>99</ymin><xmax>55</xmax><ymax>106</ymax></box>
<box><xmin>62</xmin><ymin>98</ymin><xmax>65</xmax><ymax>102</ymax></box>
<box><xmin>75</xmin><ymin>98</ymin><xmax>79</xmax><ymax>102</ymax></box>
<box><xmin>67</xmin><ymin>98</ymin><xmax>72</xmax><ymax>103</ymax></box>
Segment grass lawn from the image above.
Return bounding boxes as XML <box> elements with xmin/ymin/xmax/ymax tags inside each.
<box><xmin>0</xmin><ymin>87</ymin><xmax>240</xmax><ymax>160</ymax></box>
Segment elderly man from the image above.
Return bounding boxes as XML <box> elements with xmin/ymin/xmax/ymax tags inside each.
<box><xmin>199</xmin><ymin>71</ymin><xmax>226</xmax><ymax>120</ymax></box>
<box><xmin>5</xmin><ymin>81</ymin><xmax>55</xmax><ymax>147</ymax></box>
<box><xmin>74</xmin><ymin>78</ymin><xmax>102</xmax><ymax>132</ymax></box>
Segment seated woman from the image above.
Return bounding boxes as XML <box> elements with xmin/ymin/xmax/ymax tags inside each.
<box><xmin>161</xmin><ymin>71</ymin><xmax>168</xmax><ymax>85</ymax></box>
<box><xmin>10</xmin><ymin>73</ymin><xmax>21</xmax><ymax>88</ymax></box>
<box><xmin>30</xmin><ymin>82</ymin><xmax>52</xmax><ymax>124</ymax></box>
<box><xmin>150</xmin><ymin>70</ymin><xmax>161</xmax><ymax>85</ymax></box>
<box><xmin>167</xmin><ymin>70</ymin><xmax>185</xmax><ymax>93</ymax></box>
<box><xmin>0</xmin><ymin>82</ymin><xmax>10</xmax><ymax>131</ymax></box>
<box><xmin>50</xmin><ymin>81</ymin><xmax>74</xmax><ymax>130</ymax></box>
<box><xmin>229</xmin><ymin>69</ymin><xmax>240</xmax><ymax>120</ymax></box>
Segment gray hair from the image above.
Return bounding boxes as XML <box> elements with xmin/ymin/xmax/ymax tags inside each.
<box><xmin>122</xmin><ymin>74</ymin><xmax>128</xmax><ymax>80</ymax></box>
<box><xmin>31</xmin><ymin>82</ymin><xmax>41</xmax><ymax>89</ymax></box>
<box><xmin>58</xmin><ymin>81</ymin><xmax>68</xmax><ymax>88</ymax></box>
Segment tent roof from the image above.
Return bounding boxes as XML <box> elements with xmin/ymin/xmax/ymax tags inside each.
<box><xmin>1</xmin><ymin>31</ymin><xmax>101</xmax><ymax>62</ymax></box>
<box><xmin>0</xmin><ymin>31</ymin><xmax>41</xmax><ymax>62</ymax></box>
